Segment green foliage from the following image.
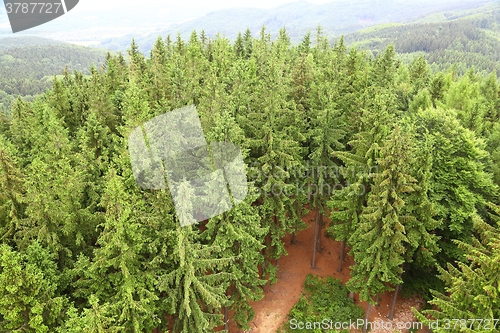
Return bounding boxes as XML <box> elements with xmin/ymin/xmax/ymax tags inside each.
<box><xmin>0</xmin><ymin>42</ymin><xmax>107</xmax><ymax>114</ymax></box>
<box><xmin>200</xmin><ymin>99</ymin><xmax>269</xmax><ymax>330</ymax></box>
<box><xmin>239</xmin><ymin>27</ymin><xmax>307</xmax><ymax>283</ymax></box>
<box><xmin>158</xmin><ymin>225</ymin><xmax>233</xmax><ymax>333</ymax></box>
<box><xmin>0</xmin><ymin>242</ymin><xmax>67</xmax><ymax>332</ymax></box>
<box><xmin>59</xmin><ymin>296</ymin><xmax>120</xmax><ymax>333</ymax></box>
<box><xmin>413</xmin><ymin>208</ymin><xmax>500</xmax><ymax>332</ymax></box>
<box><xmin>72</xmin><ymin>170</ymin><xmax>161</xmax><ymax>332</ymax></box>
<box><xmin>347</xmin><ymin>126</ymin><xmax>417</xmax><ymax>301</ymax></box>
<box><xmin>413</xmin><ymin>107</ymin><xmax>498</xmax><ymax>266</ymax></box>
<box><xmin>0</xmin><ymin>135</ymin><xmax>24</xmax><ymax>243</ymax></box>
<box><xmin>0</xmin><ymin>26</ymin><xmax>499</xmax><ymax>332</ymax></box>
<box><xmin>327</xmin><ymin>48</ymin><xmax>397</xmax><ymax>249</ymax></box>
<box><xmin>397</xmin><ymin>125</ymin><xmax>442</xmax><ymax>300</ymax></box>
<box><xmin>345</xmin><ymin>9</ymin><xmax>500</xmax><ymax>76</ymax></box>
<box><xmin>278</xmin><ymin>274</ymin><xmax>364</xmax><ymax>333</ymax></box>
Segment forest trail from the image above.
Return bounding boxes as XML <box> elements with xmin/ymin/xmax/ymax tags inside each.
<box><xmin>227</xmin><ymin>209</ymin><xmax>424</xmax><ymax>333</ymax></box>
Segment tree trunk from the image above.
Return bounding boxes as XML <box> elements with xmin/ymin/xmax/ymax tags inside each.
<box><xmin>338</xmin><ymin>239</ymin><xmax>346</xmax><ymax>272</ymax></box>
<box><xmin>276</xmin><ymin>258</ymin><xmax>279</xmax><ymax>269</ymax></box>
<box><xmin>389</xmin><ymin>284</ymin><xmax>400</xmax><ymax>320</ymax></box>
<box><xmin>311</xmin><ymin>209</ymin><xmax>319</xmax><ymax>269</ymax></box>
<box><xmin>224</xmin><ymin>306</ymin><xmax>229</xmax><ymax>331</ymax></box>
<box><xmin>261</xmin><ymin>233</ymin><xmax>272</xmax><ymax>279</ymax></box>
<box><xmin>157</xmin><ymin>311</ymin><xmax>167</xmax><ymax>333</ymax></box>
<box><xmin>291</xmin><ymin>232</ymin><xmax>297</xmax><ymax>244</ymax></box>
<box><xmin>349</xmin><ymin>291</ymin><xmax>354</xmax><ymax>300</ymax></box>
<box><xmin>363</xmin><ymin>300</ymin><xmax>372</xmax><ymax>333</ymax></box>
<box><xmin>317</xmin><ymin>213</ymin><xmax>323</xmax><ymax>253</ymax></box>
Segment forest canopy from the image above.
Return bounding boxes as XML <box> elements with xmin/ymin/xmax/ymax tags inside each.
<box><xmin>0</xmin><ymin>27</ymin><xmax>499</xmax><ymax>332</ymax></box>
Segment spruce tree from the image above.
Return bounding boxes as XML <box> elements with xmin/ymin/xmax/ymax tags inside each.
<box><xmin>61</xmin><ymin>295</ymin><xmax>119</xmax><ymax>333</ymax></box>
<box><xmin>240</xmin><ymin>26</ymin><xmax>305</xmax><ymax>282</ymax></box>
<box><xmin>72</xmin><ymin>169</ymin><xmax>160</xmax><ymax>332</ymax></box>
<box><xmin>128</xmin><ymin>38</ymin><xmax>147</xmax><ymax>79</ymax></box>
<box><xmin>328</xmin><ymin>91</ymin><xmax>394</xmax><ymax>272</ymax></box>
<box><xmin>413</xmin><ymin>107</ymin><xmax>498</xmax><ymax>266</ymax></box>
<box><xmin>201</xmin><ymin>103</ymin><xmax>268</xmax><ymax>330</ymax></box>
<box><xmin>347</xmin><ymin>126</ymin><xmax>416</xmax><ymax>329</ymax></box>
<box><xmin>0</xmin><ymin>134</ymin><xmax>24</xmax><ymax>243</ymax></box>
<box><xmin>399</xmin><ymin>127</ymin><xmax>442</xmax><ymax>301</ymax></box>
<box><xmin>243</xmin><ymin>28</ymin><xmax>253</xmax><ymax>59</ymax></box>
<box><xmin>16</xmin><ymin>102</ymin><xmax>87</xmax><ymax>268</ymax></box>
<box><xmin>147</xmin><ymin>36</ymin><xmax>169</xmax><ymax>106</ymax></box>
<box><xmin>0</xmin><ymin>242</ymin><xmax>66</xmax><ymax>332</ymax></box>
<box><xmin>414</xmin><ymin>208</ymin><xmax>500</xmax><ymax>332</ymax></box>
<box><xmin>307</xmin><ymin>51</ymin><xmax>345</xmax><ymax>268</ymax></box>
<box><xmin>159</xmin><ymin>221</ymin><xmax>233</xmax><ymax>332</ymax></box>
<box><xmin>202</xmin><ymin>196</ymin><xmax>267</xmax><ymax>331</ymax></box>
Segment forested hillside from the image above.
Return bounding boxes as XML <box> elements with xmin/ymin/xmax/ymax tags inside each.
<box><xmin>0</xmin><ymin>37</ymin><xmax>64</xmax><ymax>50</ymax></box>
<box><xmin>0</xmin><ymin>38</ymin><xmax>108</xmax><ymax>114</ymax></box>
<box><xmin>99</xmin><ymin>0</ymin><xmax>494</xmax><ymax>53</ymax></box>
<box><xmin>345</xmin><ymin>8</ymin><xmax>500</xmax><ymax>75</ymax></box>
<box><xmin>0</xmin><ymin>28</ymin><xmax>499</xmax><ymax>332</ymax></box>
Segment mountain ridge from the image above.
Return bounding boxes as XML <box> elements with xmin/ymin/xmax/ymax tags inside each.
<box><xmin>99</xmin><ymin>0</ymin><xmax>496</xmax><ymax>53</ymax></box>
<box><xmin>344</xmin><ymin>7</ymin><xmax>500</xmax><ymax>75</ymax></box>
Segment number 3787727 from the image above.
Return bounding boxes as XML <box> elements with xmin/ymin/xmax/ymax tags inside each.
<box><xmin>5</xmin><ymin>3</ymin><xmax>63</xmax><ymax>14</ymax></box>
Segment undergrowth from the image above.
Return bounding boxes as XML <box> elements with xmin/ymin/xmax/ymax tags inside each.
<box><xmin>278</xmin><ymin>274</ymin><xmax>364</xmax><ymax>333</ymax></box>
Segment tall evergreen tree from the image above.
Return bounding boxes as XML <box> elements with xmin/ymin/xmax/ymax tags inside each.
<box><xmin>0</xmin><ymin>134</ymin><xmax>24</xmax><ymax>243</ymax></box>
<box><xmin>328</xmin><ymin>91</ymin><xmax>394</xmax><ymax>272</ymax></box>
<box><xmin>159</xmin><ymin>221</ymin><xmax>233</xmax><ymax>332</ymax></box>
<box><xmin>72</xmin><ymin>170</ymin><xmax>160</xmax><ymax>332</ymax></box>
<box><xmin>240</xmin><ymin>27</ymin><xmax>305</xmax><ymax>282</ymax></box>
<box><xmin>347</xmin><ymin>126</ymin><xmax>416</xmax><ymax>330</ymax></box>
<box><xmin>414</xmin><ymin>207</ymin><xmax>500</xmax><ymax>332</ymax></box>
<box><xmin>0</xmin><ymin>242</ymin><xmax>66</xmax><ymax>332</ymax></box>
<box><xmin>399</xmin><ymin>128</ymin><xmax>442</xmax><ymax>301</ymax></box>
<box><xmin>307</xmin><ymin>46</ymin><xmax>345</xmax><ymax>267</ymax></box>
<box><xmin>15</xmin><ymin>102</ymin><xmax>87</xmax><ymax>271</ymax></box>
<box><xmin>413</xmin><ymin>107</ymin><xmax>498</xmax><ymax>266</ymax></box>
<box><xmin>201</xmin><ymin>101</ymin><xmax>268</xmax><ymax>330</ymax></box>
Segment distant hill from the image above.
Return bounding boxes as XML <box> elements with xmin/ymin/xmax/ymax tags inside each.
<box><xmin>0</xmin><ymin>37</ymin><xmax>109</xmax><ymax>113</ymax></box>
<box><xmin>99</xmin><ymin>0</ymin><xmax>496</xmax><ymax>53</ymax></box>
<box><xmin>344</xmin><ymin>6</ymin><xmax>500</xmax><ymax>75</ymax></box>
<box><xmin>0</xmin><ymin>36</ymin><xmax>63</xmax><ymax>50</ymax></box>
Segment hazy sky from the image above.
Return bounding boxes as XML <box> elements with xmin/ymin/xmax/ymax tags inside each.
<box><xmin>0</xmin><ymin>0</ymin><xmax>338</xmax><ymax>31</ymax></box>
<box><xmin>75</xmin><ymin>0</ymin><xmax>336</xmax><ymax>11</ymax></box>
<box><xmin>0</xmin><ymin>0</ymin><xmax>342</xmax><ymax>33</ymax></box>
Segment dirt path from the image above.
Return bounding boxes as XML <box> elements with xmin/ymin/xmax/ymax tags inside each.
<box><xmin>227</xmin><ymin>209</ymin><xmax>424</xmax><ymax>333</ymax></box>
